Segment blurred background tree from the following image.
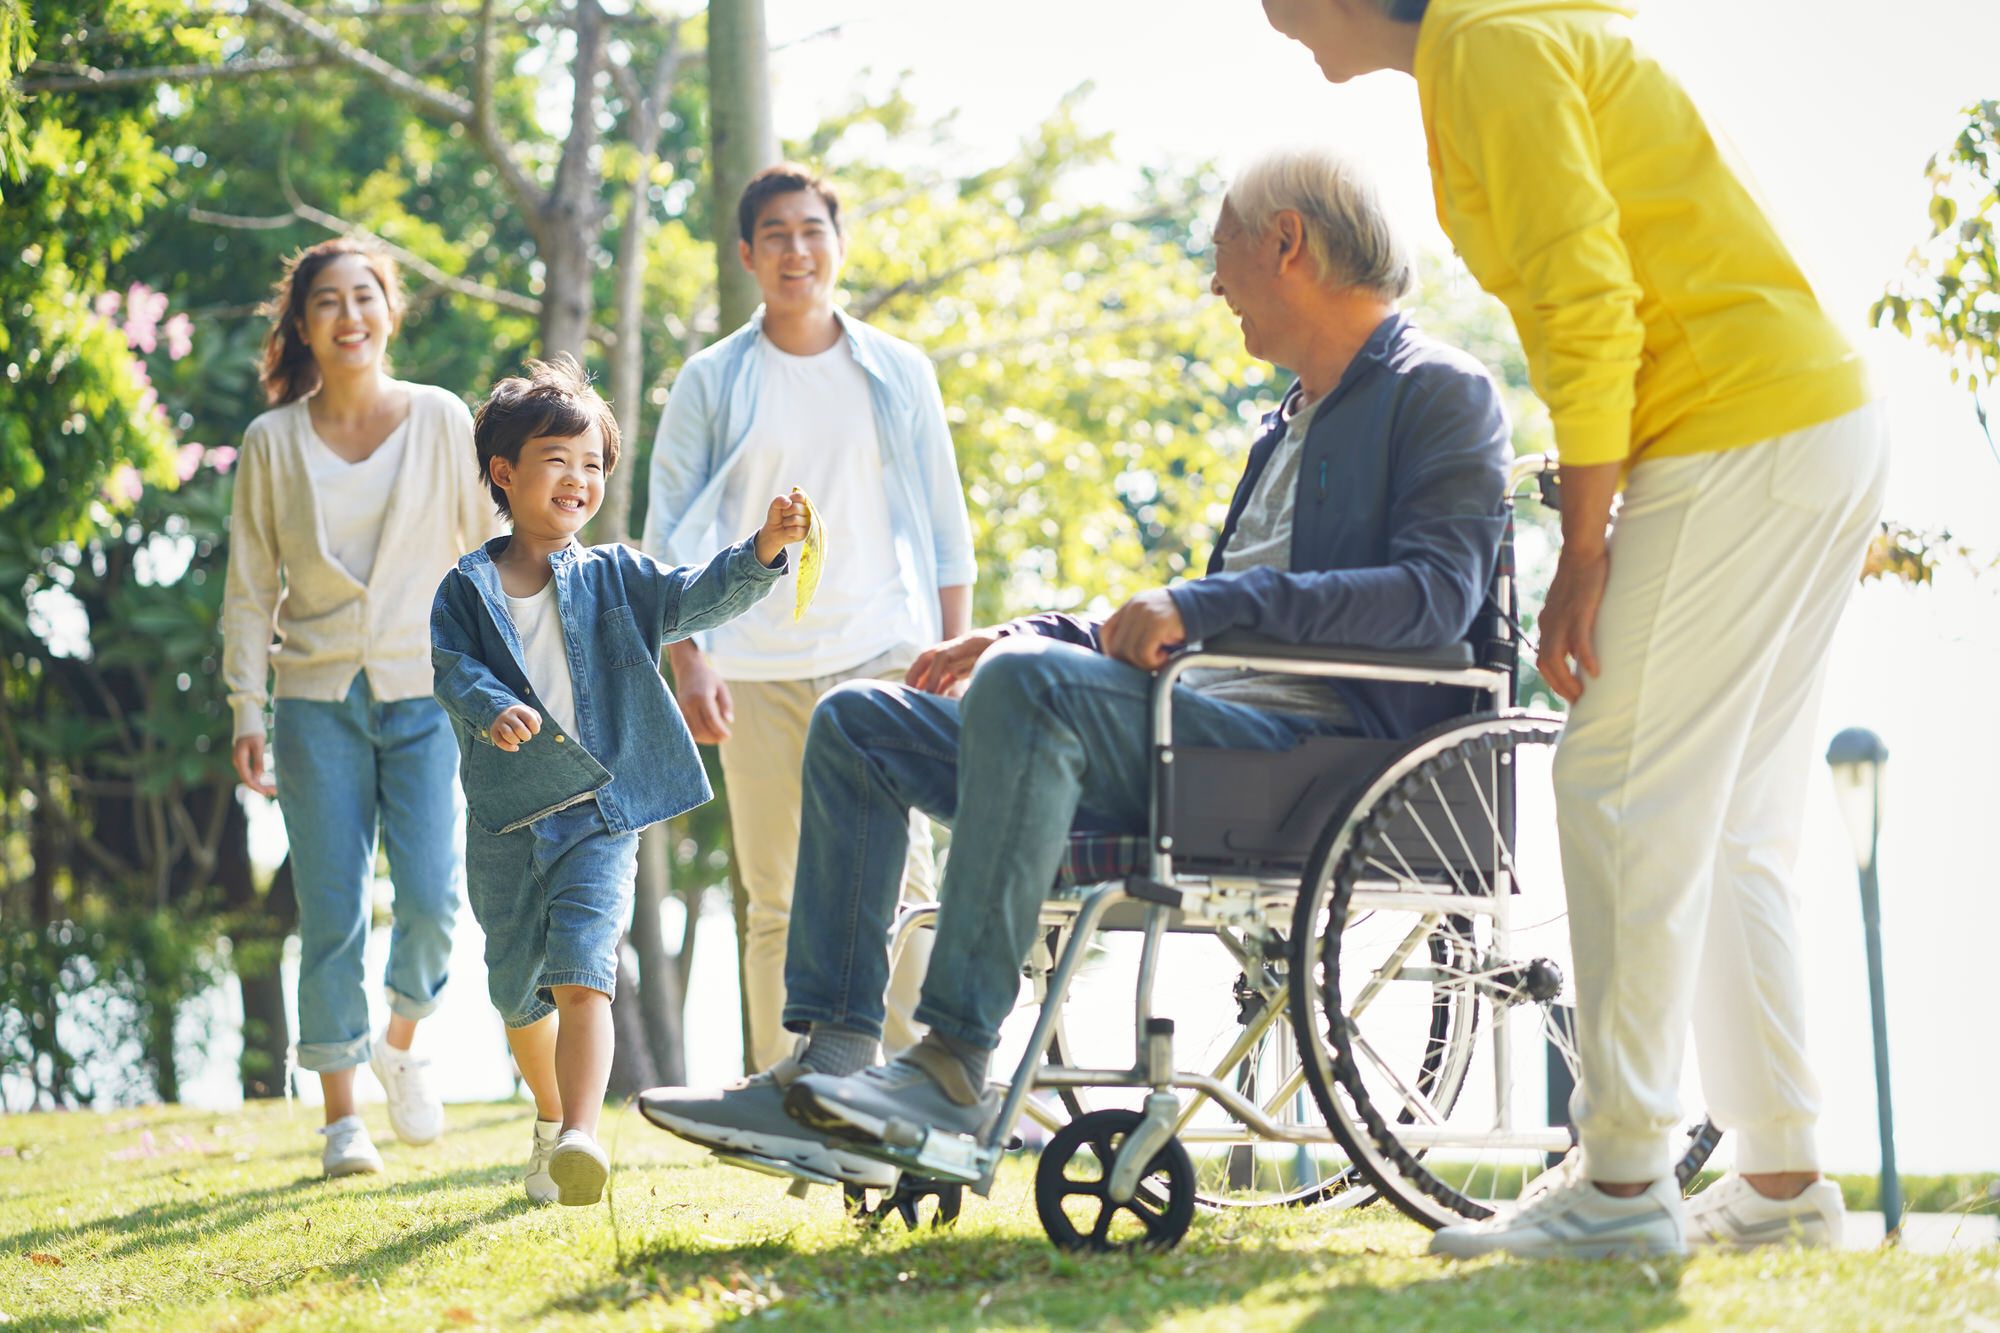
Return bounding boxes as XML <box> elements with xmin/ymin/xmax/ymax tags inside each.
<box><xmin>4</xmin><ymin>1</ymin><xmax>1551</xmax><ymax>1108</ymax></box>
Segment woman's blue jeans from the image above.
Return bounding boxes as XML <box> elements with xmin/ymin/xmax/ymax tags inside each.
<box><xmin>274</xmin><ymin>673</ymin><xmax>464</xmax><ymax>1072</ymax></box>
<box><xmin>780</xmin><ymin>636</ymin><xmax>1345</xmax><ymax>1050</ymax></box>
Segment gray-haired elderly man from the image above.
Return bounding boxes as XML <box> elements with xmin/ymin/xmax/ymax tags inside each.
<box><xmin>640</xmin><ymin>147</ymin><xmax>1513</xmax><ymax>1188</ymax></box>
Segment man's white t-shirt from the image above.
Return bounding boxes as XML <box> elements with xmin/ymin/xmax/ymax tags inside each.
<box><xmin>504</xmin><ymin>581</ymin><xmax>581</xmax><ymax>742</ymax></box>
<box><xmin>704</xmin><ymin>337</ymin><xmax>926</xmax><ymax>680</ymax></box>
<box><xmin>306</xmin><ymin>418</ymin><xmax>408</xmax><ymax>586</ymax></box>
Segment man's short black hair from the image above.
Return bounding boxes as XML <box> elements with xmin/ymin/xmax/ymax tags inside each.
<box><xmin>472</xmin><ymin>354</ymin><xmax>621</xmax><ymax>518</ymax></box>
<box><xmin>737</xmin><ymin>162</ymin><xmax>842</xmax><ymax>245</ymax></box>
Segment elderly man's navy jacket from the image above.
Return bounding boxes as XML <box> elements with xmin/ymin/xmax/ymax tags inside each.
<box><xmin>1007</xmin><ymin>312</ymin><xmax>1511</xmax><ymax>740</ymax></box>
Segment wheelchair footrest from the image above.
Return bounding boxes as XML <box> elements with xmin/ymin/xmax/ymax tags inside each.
<box><xmin>848</xmin><ymin>1126</ymin><xmax>996</xmax><ymax>1187</ymax></box>
<box><xmin>712</xmin><ymin>1148</ymin><xmax>839</xmax><ymax>1188</ymax></box>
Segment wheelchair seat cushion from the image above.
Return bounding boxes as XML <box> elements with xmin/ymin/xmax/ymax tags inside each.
<box><xmin>1053</xmin><ymin>832</ymin><xmax>1150</xmax><ymax>897</ymax></box>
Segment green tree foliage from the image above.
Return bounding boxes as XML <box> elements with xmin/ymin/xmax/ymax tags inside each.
<box><xmin>1875</xmin><ymin>100</ymin><xmax>2000</xmax><ymax>398</ymax></box>
<box><xmin>1870</xmin><ymin>99</ymin><xmax>2000</xmax><ymax>586</ymax></box>
<box><xmin>12</xmin><ymin>3</ymin><xmax>1556</xmax><ymax>1100</ymax></box>
<box><xmin>0</xmin><ymin>2</ymin><xmax>215</xmax><ymax>547</ymax></box>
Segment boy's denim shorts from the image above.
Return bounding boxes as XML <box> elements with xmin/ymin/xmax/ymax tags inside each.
<box><xmin>464</xmin><ymin>798</ymin><xmax>638</xmax><ymax>1028</ymax></box>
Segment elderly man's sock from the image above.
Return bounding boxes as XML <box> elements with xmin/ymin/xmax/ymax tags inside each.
<box><xmin>799</xmin><ymin>1024</ymin><xmax>878</xmax><ymax>1076</ymax></box>
<box><xmin>914</xmin><ymin>1029</ymin><xmax>991</xmax><ymax>1102</ymax></box>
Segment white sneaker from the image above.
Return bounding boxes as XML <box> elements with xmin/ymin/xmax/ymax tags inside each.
<box><xmin>548</xmin><ymin>1129</ymin><xmax>609</xmax><ymax>1206</ymax></box>
<box><xmin>1431</xmin><ymin>1172</ymin><xmax>1687</xmax><ymax>1259</ymax></box>
<box><xmin>524</xmin><ymin>1120</ymin><xmax>561</xmax><ymax>1205</ymax></box>
<box><xmin>1688</xmin><ymin>1173</ymin><xmax>1844</xmax><ymax>1249</ymax></box>
<box><xmin>319</xmin><ymin>1115</ymin><xmax>384</xmax><ymax>1178</ymax></box>
<box><xmin>371</xmin><ymin>1041</ymin><xmax>443</xmax><ymax>1145</ymax></box>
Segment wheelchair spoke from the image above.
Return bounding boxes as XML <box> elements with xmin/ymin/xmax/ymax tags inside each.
<box><xmin>1349</xmin><ymin>915</ymin><xmax>1444</xmax><ymax>1019</ymax></box>
<box><xmin>1353</xmin><ymin>1028</ymin><xmax>1446</xmax><ymax>1126</ymax></box>
<box><xmin>1426</xmin><ymin>772</ymin><xmax>1495</xmax><ymax>898</ymax></box>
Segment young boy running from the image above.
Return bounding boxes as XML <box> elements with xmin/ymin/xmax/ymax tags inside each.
<box><xmin>432</xmin><ymin>355</ymin><xmax>807</xmax><ymax>1205</ymax></box>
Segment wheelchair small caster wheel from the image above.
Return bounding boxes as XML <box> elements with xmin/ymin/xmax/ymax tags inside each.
<box><xmin>845</xmin><ymin>1176</ymin><xmax>964</xmax><ymax>1231</ymax></box>
<box><xmin>1034</xmin><ymin>1109</ymin><xmax>1195</xmax><ymax>1251</ymax></box>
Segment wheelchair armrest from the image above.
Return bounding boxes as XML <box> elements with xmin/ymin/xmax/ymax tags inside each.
<box><xmin>1191</xmin><ymin>631</ymin><xmax>1476</xmax><ymax>673</ymax></box>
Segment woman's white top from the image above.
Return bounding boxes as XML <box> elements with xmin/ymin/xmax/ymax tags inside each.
<box><xmin>306</xmin><ymin>419</ymin><xmax>409</xmax><ymax>586</ymax></box>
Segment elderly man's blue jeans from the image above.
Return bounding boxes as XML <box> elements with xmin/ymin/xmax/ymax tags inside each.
<box><xmin>780</xmin><ymin>635</ymin><xmax>1344</xmax><ymax>1050</ymax></box>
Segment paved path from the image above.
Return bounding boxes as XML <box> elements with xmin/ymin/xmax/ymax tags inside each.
<box><xmin>1843</xmin><ymin>1210</ymin><xmax>1999</xmax><ymax>1253</ymax></box>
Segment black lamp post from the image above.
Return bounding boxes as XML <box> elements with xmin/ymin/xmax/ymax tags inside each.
<box><xmin>1825</xmin><ymin>726</ymin><xmax>1901</xmax><ymax>1241</ymax></box>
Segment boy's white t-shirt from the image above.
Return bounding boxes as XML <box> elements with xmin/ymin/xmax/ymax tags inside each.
<box><xmin>703</xmin><ymin>337</ymin><xmax>926</xmax><ymax>681</ymax></box>
<box><xmin>306</xmin><ymin>418</ymin><xmax>408</xmax><ymax>586</ymax></box>
<box><xmin>504</xmin><ymin>582</ymin><xmax>581</xmax><ymax>742</ymax></box>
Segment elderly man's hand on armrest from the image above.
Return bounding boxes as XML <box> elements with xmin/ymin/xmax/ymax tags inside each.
<box><xmin>1101</xmin><ymin>588</ymin><xmax>1188</xmax><ymax>671</ymax></box>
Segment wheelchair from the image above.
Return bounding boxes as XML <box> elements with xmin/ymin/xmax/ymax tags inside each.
<box><xmin>862</xmin><ymin>453</ymin><xmax>1721</xmax><ymax>1249</ymax></box>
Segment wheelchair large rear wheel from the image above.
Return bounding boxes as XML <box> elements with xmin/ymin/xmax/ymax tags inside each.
<box><xmin>1288</xmin><ymin>714</ymin><xmax>1721</xmax><ymax>1230</ymax></box>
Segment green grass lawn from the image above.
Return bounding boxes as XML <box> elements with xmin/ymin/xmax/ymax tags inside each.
<box><xmin>0</xmin><ymin>1101</ymin><xmax>1994</xmax><ymax>1332</ymax></box>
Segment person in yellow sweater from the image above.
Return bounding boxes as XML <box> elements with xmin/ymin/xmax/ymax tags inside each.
<box><xmin>1261</xmin><ymin>0</ymin><xmax>1891</xmax><ymax>1258</ymax></box>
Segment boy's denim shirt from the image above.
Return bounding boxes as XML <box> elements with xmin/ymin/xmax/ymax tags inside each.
<box><xmin>431</xmin><ymin>534</ymin><xmax>783</xmax><ymax>836</ymax></box>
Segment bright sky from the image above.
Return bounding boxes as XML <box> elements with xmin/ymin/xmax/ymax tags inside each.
<box><xmin>758</xmin><ymin>0</ymin><xmax>2000</xmax><ymax>1174</ymax></box>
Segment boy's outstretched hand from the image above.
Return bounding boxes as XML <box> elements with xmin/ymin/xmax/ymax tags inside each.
<box><xmin>755</xmin><ymin>490</ymin><xmax>811</xmax><ymax>567</ymax></box>
<box><xmin>490</xmin><ymin>702</ymin><xmax>542</xmax><ymax>751</ymax></box>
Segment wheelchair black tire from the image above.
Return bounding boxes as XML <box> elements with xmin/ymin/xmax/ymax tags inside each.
<box><xmin>1287</xmin><ymin>713</ymin><xmax>1720</xmax><ymax>1230</ymax></box>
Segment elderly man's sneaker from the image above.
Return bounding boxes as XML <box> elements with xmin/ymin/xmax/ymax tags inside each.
<box><xmin>548</xmin><ymin>1129</ymin><xmax>609</xmax><ymax>1206</ymax></box>
<box><xmin>523</xmin><ymin>1119</ymin><xmax>561</xmax><ymax>1205</ymax></box>
<box><xmin>319</xmin><ymin>1115</ymin><xmax>384</xmax><ymax>1178</ymax></box>
<box><xmin>1688</xmin><ymin>1174</ymin><xmax>1844</xmax><ymax>1249</ymax></box>
<box><xmin>1430</xmin><ymin>1173</ymin><xmax>1687</xmax><ymax>1259</ymax></box>
<box><xmin>639</xmin><ymin>1052</ymin><xmax>899</xmax><ymax>1189</ymax></box>
<box><xmin>370</xmin><ymin>1040</ymin><xmax>443</xmax><ymax>1145</ymax></box>
<box><xmin>783</xmin><ymin>1043</ymin><xmax>1000</xmax><ymax>1149</ymax></box>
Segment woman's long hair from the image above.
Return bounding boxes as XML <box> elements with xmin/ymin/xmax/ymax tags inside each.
<box><xmin>258</xmin><ymin>238</ymin><xmax>405</xmax><ymax>406</ymax></box>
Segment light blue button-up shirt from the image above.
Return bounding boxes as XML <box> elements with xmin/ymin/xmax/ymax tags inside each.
<box><xmin>643</xmin><ymin>307</ymin><xmax>977</xmax><ymax>652</ymax></box>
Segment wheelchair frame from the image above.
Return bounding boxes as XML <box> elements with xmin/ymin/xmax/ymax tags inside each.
<box><xmin>868</xmin><ymin>456</ymin><xmax>1595</xmax><ymax>1229</ymax></box>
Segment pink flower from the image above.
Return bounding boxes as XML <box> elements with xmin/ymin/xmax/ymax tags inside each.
<box><xmin>164</xmin><ymin>313</ymin><xmax>193</xmax><ymax>362</ymax></box>
<box><xmin>122</xmin><ymin>283</ymin><xmax>168</xmax><ymax>354</ymax></box>
<box><xmin>176</xmin><ymin>443</ymin><xmax>205</xmax><ymax>482</ymax></box>
<box><xmin>93</xmin><ymin>292</ymin><xmax>121</xmax><ymax>320</ymax></box>
<box><xmin>106</xmin><ymin>464</ymin><xmax>144</xmax><ymax>504</ymax></box>
<box><xmin>205</xmin><ymin>445</ymin><xmax>238</xmax><ymax>474</ymax></box>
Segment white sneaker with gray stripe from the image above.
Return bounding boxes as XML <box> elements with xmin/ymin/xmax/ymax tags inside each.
<box><xmin>1430</xmin><ymin>1172</ymin><xmax>1688</xmax><ymax>1259</ymax></box>
<box><xmin>1687</xmin><ymin>1173</ymin><xmax>1844</xmax><ymax>1249</ymax></box>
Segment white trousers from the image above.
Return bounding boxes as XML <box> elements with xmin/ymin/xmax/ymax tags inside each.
<box><xmin>1555</xmin><ymin>402</ymin><xmax>1890</xmax><ymax>1182</ymax></box>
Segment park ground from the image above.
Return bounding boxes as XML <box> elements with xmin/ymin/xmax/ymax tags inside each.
<box><xmin>1</xmin><ymin>1102</ymin><xmax>1996</xmax><ymax>1332</ymax></box>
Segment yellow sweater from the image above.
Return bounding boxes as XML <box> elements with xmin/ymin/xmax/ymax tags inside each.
<box><xmin>1414</xmin><ymin>0</ymin><xmax>1869</xmax><ymax>466</ymax></box>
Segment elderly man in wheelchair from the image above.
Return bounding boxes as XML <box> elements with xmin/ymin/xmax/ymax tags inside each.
<box><xmin>642</xmin><ymin>147</ymin><xmax>1701</xmax><ymax>1249</ymax></box>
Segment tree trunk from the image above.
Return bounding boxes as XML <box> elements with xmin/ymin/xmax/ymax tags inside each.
<box><xmin>630</xmin><ymin>826</ymin><xmax>687</xmax><ymax>1085</ymax></box>
<box><xmin>605</xmin><ymin>948</ymin><xmax>660</xmax><ymax>1098</ymax></box>
<box><xmin>535</xmin><ymin>0</ymin><xmax>607</xmax><ymax>361</ymax></box>
<box><xmin>707</xmin><ymin>0</ymin><xmax>776</xmax><ymax>335</ymax></box>
<box><xmin>237</xmin><ymin>854</ymin><xmax>297</xmax><ymax>1100</ymax></box>
<box><xmin>708</xmin><ymin>0</ymin><xmax>775</xmax><ymax>1074</ymax></box>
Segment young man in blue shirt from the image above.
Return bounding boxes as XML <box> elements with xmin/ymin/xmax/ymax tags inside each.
<box><xmin>644</xmin><ymin>164</ymin><xmax>977</xmax><ymax>1075</ymax></box>
<box><xmin>432</xmin><ymin>355</ymin><xmax>806</xmax><ymax>1206</ymax></box>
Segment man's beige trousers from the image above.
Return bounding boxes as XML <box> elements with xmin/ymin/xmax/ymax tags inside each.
<box><xmin>1555</xmin><ymin>402</ymin><xmax>1891</xmax><ymax>1183</ymax></box>
<box><xmin>717</xmin><ymin>650</ymin><xmax>936</xmax><ymax>1073</ymax></box>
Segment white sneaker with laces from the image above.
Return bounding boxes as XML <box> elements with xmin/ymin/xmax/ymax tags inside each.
<box><xmin>1430</xmin><ymin>1171</ymin><xmax>1688</xmax><ymax>1260</ymax></box>
<box><xmin>548</xmin><ymin>1128</ymin><xmax>609</xmax><ymax>1206</ymax></box>
<box><xmin>524</xmin><ymin>1119</ymin><xmax>561</xmax><ymax>1205</ymax></box>
<box><xmin>1687</xmin><ymin>1173</ymin><xmax>1844</xmax><ymax>1249</ymax></box>
<box><xmin>370</xmin><ymin>1040</ymin><xmax>444</xmax><ymax>1145</ymax></box>
<box><xmin>319</xmin><ymin>1114</ymin><xmax>384</xmax><ymax>1178</ymax></box>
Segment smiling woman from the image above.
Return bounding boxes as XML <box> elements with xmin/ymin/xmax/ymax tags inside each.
<box><xmin>218</xmin><ymin>237</ymin><xmax>505</xmax><ymax>1180</ymax></box>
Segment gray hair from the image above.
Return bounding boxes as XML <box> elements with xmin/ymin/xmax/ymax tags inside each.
<box><xmin>1226</xmin><ymin>147</ymin><xmax>1413</xmax><ymax>300</ymax></box>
